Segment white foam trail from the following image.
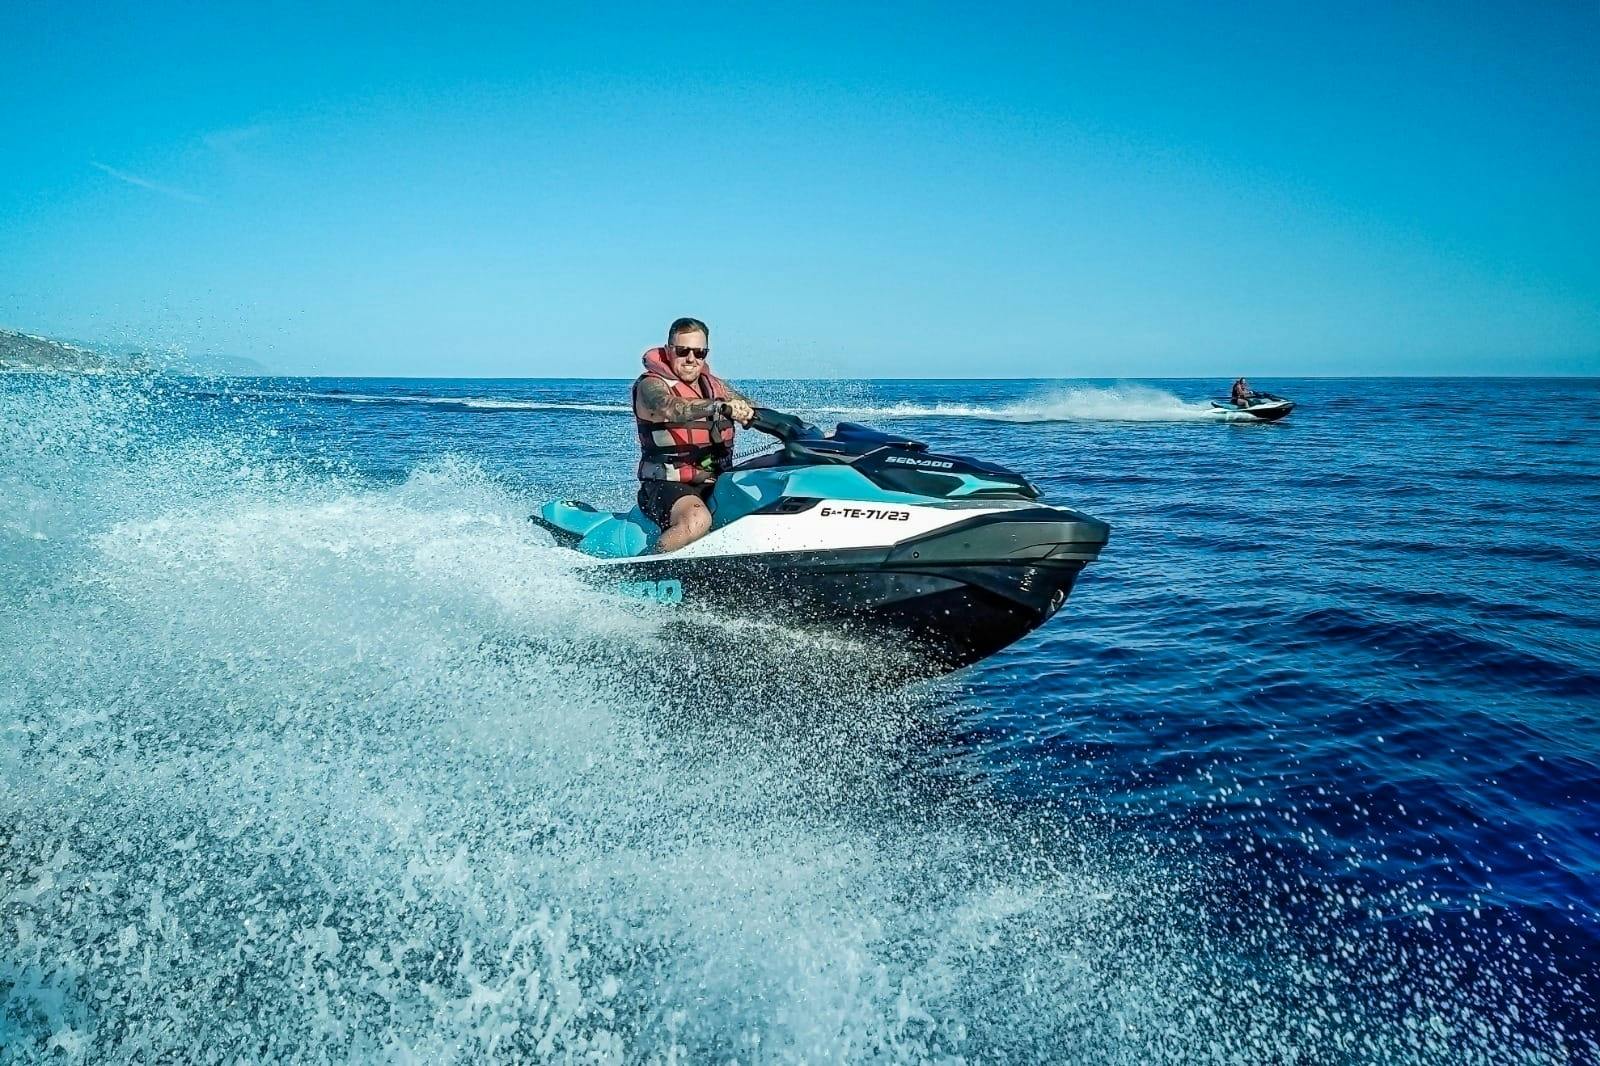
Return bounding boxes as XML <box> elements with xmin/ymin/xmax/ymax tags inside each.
<box><xmin>320</xmin><ymin>392</ymin><xmax>629</xmax><ymax>413</ymax></box>
<box><xmin>809</xmin><ymin>385</ymin><xmax>1248</xmax><ymax>423</ymax></box>
<box><xmin>225</xmin><ymin>387</ymin><xmax>633</xmax><ymax>413</ymax></box>
<box><xmin>205</xmin><ymin>384</ymin><xmax>1253</xmax><ymax>423</ymax></box>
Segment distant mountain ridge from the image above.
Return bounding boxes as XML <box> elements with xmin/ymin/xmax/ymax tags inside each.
<box><xmin>0</xmin><ymin>327</ymin><xmax>270</xmax><ymax>375</ymax></box>
<box><xmin>0</xmin><ymin>328</ymin><xmax>115</xmax><ymax>372</ymax></box>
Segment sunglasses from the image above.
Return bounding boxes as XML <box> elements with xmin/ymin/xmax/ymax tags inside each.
<box><xmin>668</xmin><ymin>345</ymin><xmax>709</xmax><ymax>362</ymax></box>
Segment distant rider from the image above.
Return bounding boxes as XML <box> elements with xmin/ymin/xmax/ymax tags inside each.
<box><xmin>1231</xmin><ymin>377</ymin><xmax>1255</xmax><ymax>407</ymax></box>
<box><xmin>633</xmin><ymin>317</ymin><xmax>756</xmax><ymax>552</ymax></box>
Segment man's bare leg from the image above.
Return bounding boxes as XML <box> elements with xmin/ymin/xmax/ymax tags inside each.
<box><xmin>655</xmin><ymin>494</ymin><xmax>713</xmax><ymax>553</ymax></box>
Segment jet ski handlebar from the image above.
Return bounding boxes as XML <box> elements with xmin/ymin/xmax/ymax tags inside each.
<box><xmin>742</xmin><ymin>406</ymin><xmax>816</xmax><ymax>442</ymax></box>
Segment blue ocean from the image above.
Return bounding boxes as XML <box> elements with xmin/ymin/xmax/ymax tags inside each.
<box><xmin>2</xmin><ymin>373</ymin><xmax>1597</xmax><ymax>1062</ymax></box>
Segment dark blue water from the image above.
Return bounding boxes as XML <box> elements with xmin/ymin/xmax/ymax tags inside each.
<box><xmin>3</xmin><ymin>373</ymin><xmax>1597</xmax><ymax>1061</ymax></box>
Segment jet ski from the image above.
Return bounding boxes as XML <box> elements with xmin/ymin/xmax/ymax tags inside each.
<box><xmin>1211</xmin><ymin>392</ymin><xmax>1295</xmax><ymax>422</ymax></box>
<box><xmin>531</xmin><ymin>408</ymin><xmax>1110</xmax><ymax>675</ymax></box>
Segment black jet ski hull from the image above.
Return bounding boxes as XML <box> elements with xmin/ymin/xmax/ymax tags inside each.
<box><xmin>1241</xmin><ymin>401</ymin><xmax>1293</xmax><ymax>422</ymax></box>
<box><xmin>584</xmin><ymin>508</ymin><xmax>1108</xmax><ymax>675</ymax></box>
<box><xmin>1212</xmin><ymin>395</ymin><xmax>1295</xmax><ymax>422</ymax></box>
<box><xmin>591</xmin><ymin>552</ymin><xmax>1090</xmax><ymax>674</ymax></box>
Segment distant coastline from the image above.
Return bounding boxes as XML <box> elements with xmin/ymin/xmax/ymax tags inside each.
<box><xmin>0</xmin><ymin>328</ymin><xmax>118</xmax><ymax>373</ymax></box>
<box><xmin>0</xmin><ymin>326</ymin><xmax>270</xmax><ymax>375</ymax></box>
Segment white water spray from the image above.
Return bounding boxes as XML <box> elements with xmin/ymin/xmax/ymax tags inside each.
<box><xmin>0</xmin><ymin>374</ymin><xmax>1565</xmax><ymax>1063</ymax></box>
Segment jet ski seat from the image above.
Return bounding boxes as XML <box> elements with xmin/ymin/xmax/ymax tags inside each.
<box><xmin>534</xmin><ymin>500</ymin><xmax>657</xmax><ymax>559</ymax></box>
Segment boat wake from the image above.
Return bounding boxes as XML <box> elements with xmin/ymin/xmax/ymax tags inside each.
<box><xmin>192</xmin><ymin>383</ymin><xmax>1264</xmax><ymax>423</ymax></box>
<box><xmin>810</xmin><ymin>385</ymin><xmax>1253</xmax><ymax>424</ymax></box>
<box><xmin>190</xmin><ymin>384</ymin><xmax>634</xmax><ymax>414</ymax></box>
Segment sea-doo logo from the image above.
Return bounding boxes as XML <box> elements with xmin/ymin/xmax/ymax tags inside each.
<box><xmin>885</xmin><ymin>456</ymin><xmax>954</xmax><ymax>469</ymax></box>
<box><xmin>615</xmin><ymin>579</ymin><xmax>683</xmax><ymax>605</ymax></box>
<box><xmin>819</xmin><ymin>507</ymin><xmax>910</xmax><ymax>521</ymax></box>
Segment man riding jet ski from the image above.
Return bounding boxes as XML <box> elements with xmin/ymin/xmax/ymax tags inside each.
<box><xmin>631</xmin><ymin>317</ymin><xmax>760</xmax><ymax>552</ymax></box>
<box><xmin>1214</xmin><ymin>378</ymin><xmax>1295</xmax><ymax>422</ymax></box>
<box><xmin>531</xmin><ymin>406</ymin><xmax>1110</xmax><ymax>676</ymax></box>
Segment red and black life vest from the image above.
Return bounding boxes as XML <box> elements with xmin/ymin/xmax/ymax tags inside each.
<box><xmin>634</xmin><ymin>347</ymin><xmax>736</xmax><ymax>483</ymax></box>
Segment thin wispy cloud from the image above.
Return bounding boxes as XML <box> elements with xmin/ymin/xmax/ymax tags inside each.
<box><xmin>89</xmin><ymin>161</ymin><xmax>208</xmax><ymax>204</ymax></box>
<box><xmin>202</xmin><ymin>124</ymin><xmax>266</xmax><ymax>153</ymax></box>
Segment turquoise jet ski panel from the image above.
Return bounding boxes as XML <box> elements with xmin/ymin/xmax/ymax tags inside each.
<box><xmin>539</xmin><ymin>500</ymin><xmax>611</xmax><ymax>539</ymax></box>
<box><xmin>538</xmin><ymin>500</ymin><xmax>657</xmax><ymax>558</ymax></box>
<box><xmin>709</xmin><ymin>465</ymin><xmax>936</xmax><ymax>527</ymax></box>
<box><xmin>578</xmin><ymin>507</ymin><xmax>656</xmax><ymax>558</ymax></box>
<box><xmin>540</xmin><ymin>465</ymin><xmax>971</xmax><ymax>561</ymax></box>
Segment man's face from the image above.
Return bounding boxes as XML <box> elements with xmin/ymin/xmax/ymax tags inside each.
<box><xmin>667</xmin><ymin>328</ymin><xmax>709</xmax><ymax>384</ymax></box>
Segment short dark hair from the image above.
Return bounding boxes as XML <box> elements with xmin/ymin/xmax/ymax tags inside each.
<box><xmin>667</xmin><ymin>317</ymin><xmax>709</xmax><ymax>344</ymax></box>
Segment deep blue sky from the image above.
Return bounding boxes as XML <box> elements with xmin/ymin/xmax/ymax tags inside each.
<box><xmin>2</xmin><ymin>2</ymin><xmax>1596</xmax><ymax>377</ymax></box>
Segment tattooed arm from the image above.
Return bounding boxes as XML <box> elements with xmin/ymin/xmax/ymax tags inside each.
<box><xmin>635</xmin><ymin>376</ymin><xmax>725</xmax><ymax>423</ymax></box>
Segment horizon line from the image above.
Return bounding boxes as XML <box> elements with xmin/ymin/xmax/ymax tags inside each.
<box><xmin>216</xmin><ymin>371</ymin><xmax>1600</xmax><ymax>381</ymax></box>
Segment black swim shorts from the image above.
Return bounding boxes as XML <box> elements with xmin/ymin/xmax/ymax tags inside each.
<box><xmin>638</xmin><ymin>480</ymin><xmax>713</xmax><ymax>530</ymax></box>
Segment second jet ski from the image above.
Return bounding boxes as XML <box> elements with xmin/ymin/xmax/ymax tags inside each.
<box><xmin>1211</xmin><ymin>392</ymin><xmax>1295</xmax><ymax>422</ymax></box>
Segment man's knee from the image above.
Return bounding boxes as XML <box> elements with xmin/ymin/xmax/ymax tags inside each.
<box><xmin>686</xmin><ymin>501</ymin><xmax>712</xmax><ymax>536</ymax></box>
<box><xmin>672</xmin><ymin>496</ymin><xmax>712</xmax><ymax>535</ymax></box>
